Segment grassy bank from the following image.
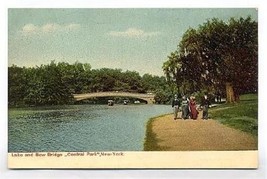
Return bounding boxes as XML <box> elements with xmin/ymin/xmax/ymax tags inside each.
<box><xmin>209</xmin><ymin>93</ymin><xmax>258</xmax><ymax>136</ymax></box>
<box><xmin>143</xmin><ymin>94</ymin><xmax>257</xmax><ymax>151</ymax></box>
<box><xmin>143</xmin><ymin>114</ymin><xmax>170</xmax><ymax>151</ymax></box>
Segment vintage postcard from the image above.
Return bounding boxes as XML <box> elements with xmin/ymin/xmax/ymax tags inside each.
<box><xmin>8</xmin><ymin>8</ymin><xmax>258</xmax><ymax>168</ymax></box>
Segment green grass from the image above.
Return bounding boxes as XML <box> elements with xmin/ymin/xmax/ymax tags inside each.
<box><xmin>144</xmin><ymin>94</ymin><xmax>258</xmax><ymax>150</ymax></box>
<box><xmin>143</xmin><ymin>114</ymin><xmax>170</xmax><ymax>151</ymax></box>
<box><xmin>210</xmin><ymin>93</ymin><xmax>258</xmax><ymax>136</ymax></box>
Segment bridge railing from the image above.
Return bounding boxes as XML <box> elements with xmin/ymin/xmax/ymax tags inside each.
<box><xmin>73</xmin><ymin>91</ymin><xmax>155</xmax><ymax>104</ymax></box>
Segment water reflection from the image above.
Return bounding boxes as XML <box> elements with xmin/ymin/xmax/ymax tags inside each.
<box><xmin>9</xmin><ymin>105</ymin><xmax>171</xmax><ymax>152</ymax></box>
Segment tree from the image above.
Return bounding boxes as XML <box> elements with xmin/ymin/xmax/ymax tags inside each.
<box><xmin>221</xmin><ymin>17</ymin><xmax>258</xmax><ymax>102</ymax></box>
<box><xmin>8</xmin><ymin>65</ymin><xmax>28</xmax><ymax>106</ymax></box>
<box><xmin>9</xmin><ymin>61</ymin><xmax>172</xmax><ymax>106</ymax></box>
<box><xmin>142</xmin><ymin>74</ymin><xmax>167</xmax><ymax>92</ymax></box>
<box><xmin>164</xmin><ymin>16</ymin><xmax>258</xmax><ymax>103</ymax></box>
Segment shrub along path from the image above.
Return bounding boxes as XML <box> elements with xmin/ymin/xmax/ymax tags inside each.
<box><xmin>145</xmin><ymin>111</ymin><xmax>257</xmax><ymax>151</ymax></box>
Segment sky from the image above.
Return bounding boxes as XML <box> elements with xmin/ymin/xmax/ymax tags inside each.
<box><xmin>8</xmin><ymin>8</ymin><xmax>257</xmax><ymax>76</ymax></box>
<box><xmin>2</xmin><ymin>1</ymin><xmax>267</xmax><ymax>178</ymax></box>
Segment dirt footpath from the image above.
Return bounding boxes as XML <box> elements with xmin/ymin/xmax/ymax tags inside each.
<box><xmin>152</xmin><ymin>111</ymin><xmax>257</xmax><ymax>151</ymax></box>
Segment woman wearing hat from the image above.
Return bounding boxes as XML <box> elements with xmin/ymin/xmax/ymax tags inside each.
<box><xmin>189</xmin><ymin>96</ymin><xmax>198</xmax><ymax>120</ymax></box>
<box><xmin>181</xmin><ymin>95</ymin><xmax>189</xmax><ymax>119</ymax></box>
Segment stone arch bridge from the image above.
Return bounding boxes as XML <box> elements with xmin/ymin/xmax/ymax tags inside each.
<box><xmin>73</xmin><ymin>91</ymin><xmax>155</xmax><ymax>104</ymax></box>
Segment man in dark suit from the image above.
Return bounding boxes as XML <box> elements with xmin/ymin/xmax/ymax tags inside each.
<box><xmin>172</xmin><ymin>94</ymin><xmax>180</xmax><ymax>120</ymax></box>
<box><xmin>201</xmin><ymin>94</ymin><xmax>211</xmax><ymax>120</ymax></box>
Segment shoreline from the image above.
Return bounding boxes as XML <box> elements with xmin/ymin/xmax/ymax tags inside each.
<box><xmin>143</xmin><ymin>112</ymin><xmax>257</xmax><ymax>151</ymax></box>
<box><xmin>144</xmin><ymin>113</ymin><xmax>171</xmax><ymax>151</ymax></box>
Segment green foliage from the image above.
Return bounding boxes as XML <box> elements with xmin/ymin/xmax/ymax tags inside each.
<box><xmin>154</xmin><ymin>90</ymin><xmax>172</xmax><ymax>104</ymax></box>
<box><xmin>142</xmin><ymin>74</ymin><xmax>166</xmax><ymax>92</ymax></box>
<box><xmin>8</xmin><ymin>65</ymin><xmax>28</xmax><ymax>106</ymax></box>
<box><xmin>9</xmin><ymin>61</ymin><xmax>172</xmax><ymax>107</ymax></box>
<box><xmin>163</xmin><ymin>16</ymin><xmax>258</xmax><ymax>98</ymax></box>
<box><xmin>210</xmin><ymin>94</ymin><xmax>258</xmax><ymax>136</ymax></box>
<box><xmin>9</xmin><ymin>62</ymin><xmax>74</xmax><ymax>106</ymax></box>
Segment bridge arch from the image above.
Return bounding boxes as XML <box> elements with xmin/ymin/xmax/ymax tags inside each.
<box><xmin>73</xmin><ymin>92</ymin><xmax>155</xmax><ymax>104</ymax></box>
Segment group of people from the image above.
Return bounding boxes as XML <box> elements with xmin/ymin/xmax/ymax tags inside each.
<box><xmin>172</xmin><ymin>94</ymin><xmax>211</xmax><ymax>120</ymax></box>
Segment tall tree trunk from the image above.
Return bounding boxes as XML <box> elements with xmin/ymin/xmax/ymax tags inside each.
<box><xmin>226</xmin><ymin>82</ymin><xmax>235</xmax><ymax>103</ymax></box>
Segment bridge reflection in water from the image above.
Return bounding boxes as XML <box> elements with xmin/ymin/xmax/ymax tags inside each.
<box><xmin>73</xmin><ymin>92</ymin><xmax>155</xmax><ymax>104</ymax></box>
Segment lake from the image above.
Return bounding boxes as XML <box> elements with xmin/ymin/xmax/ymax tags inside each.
<box><xmin>8</xmin><ymin>104</ymin><xmax>171</xmax><ymax>152</ymax></box>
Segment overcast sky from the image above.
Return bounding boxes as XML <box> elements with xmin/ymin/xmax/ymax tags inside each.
<box><xmin>8</xmin><ymin>8</ymin><xmax>257</xmax><ymax>76</ymax></box>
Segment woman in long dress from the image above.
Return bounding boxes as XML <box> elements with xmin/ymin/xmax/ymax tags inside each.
<box><xmin>189</xmin><ymin>96</ymin><xmax>198</xmax><ymax>120</ymax></box>
<box><xmin>181</xmin><ymin>96</ymin><xmax>189</xmax><ymax>119</ymax></box>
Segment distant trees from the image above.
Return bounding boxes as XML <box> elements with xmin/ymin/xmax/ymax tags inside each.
<box><xmin>9</xmin><ymin>62</ymin><xmax>74</xmax><ymax>106</ymax></box>
<box><xmin>163</xmin><ymin>16</ymin><xmax>258</xmax><ymax>103</ymax></box>
<box><xmin>142</xmin><ymin>74</ymin><xmax>172</xmax><ymax>104</ymax></box>
<box><xmin>8</xmin><ymin>61</ymin><xmax>170</xmax><ymax>106</ymax></box>
<box><xmin>10</xmin><ymin>17</ymin><xmax>256</xmax><ymax>106</ymax></box>
<box><xmin>8</xmin><ymin>65</ymin><xmax>28</xmax><ymax>106</ymax></box>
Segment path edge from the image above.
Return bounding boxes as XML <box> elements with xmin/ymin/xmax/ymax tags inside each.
<box><xmin>143</xmin><ymin>113</ymin><xmax>170</xmax><ymax>151</ymax></box>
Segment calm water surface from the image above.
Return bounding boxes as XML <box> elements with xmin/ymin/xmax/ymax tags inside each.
<box><xmin>8</xmin><ymin>104</ymin><xmax>171</xmax><ymax>152</ymax></box>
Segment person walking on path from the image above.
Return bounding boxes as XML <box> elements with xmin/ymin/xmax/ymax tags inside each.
<box><xmin>201</xmin><ymin>94</ymin><xmax>211</xmax><ymax>120</ymax></box>
<box><xmin>189</xmin><ymin>96</ymin><xmax>198</xmax><ymax>120</ymax></box>
<box><xmin>181</xmin><ymin>95</ymin><xmax>189</xmax><ymax>119</ymax></box>
<box><xmin>216</xmin><ymin>90</ymin><xmax>222</xmax><ymax>103</ymax></box>
<box><xmin>172</xmin><ymin>94</ymin><xmax>180</xmax><ymax>120</ymax></box>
